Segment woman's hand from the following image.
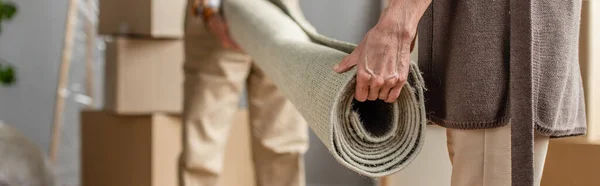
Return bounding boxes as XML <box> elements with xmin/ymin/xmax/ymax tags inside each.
<box><xmin>333</xmin><ymin>0</ymin><xmax>431</xmax><ymax>103</ymax></box>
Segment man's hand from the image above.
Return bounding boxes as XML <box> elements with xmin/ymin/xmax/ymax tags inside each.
<box><xmin>333</xmin><ymin>0</ymin><xmax>430</xmax><ymax>103</ymax></box>
<box><xmin>206</xmin><ymin>14</ymin><xmax>241</xmax><ymax>51</ymax></box>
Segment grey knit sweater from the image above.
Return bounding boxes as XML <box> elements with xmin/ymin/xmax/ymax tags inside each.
<box><xmin>417</xmin><ymin>0</ymin><xmax>586</xmax><ymax>185</ymax></box>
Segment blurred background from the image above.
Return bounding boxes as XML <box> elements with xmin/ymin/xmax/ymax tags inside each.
<box><xmin>0</xmin><ymin>0</ymin><xmax>598</xmax><ymax>185</ymax></box>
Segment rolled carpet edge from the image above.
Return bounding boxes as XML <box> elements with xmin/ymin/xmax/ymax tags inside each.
<box><xmin>330</xmin><ymin>67</ymin><xmax>427</xmax><ymax>177</ymax></box>
<box><xmin>224</xmin><ymin>0</ymin><xmax>427</xmax><ymax>177</ymax></box>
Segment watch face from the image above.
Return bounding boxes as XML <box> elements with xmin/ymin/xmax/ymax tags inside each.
<box><xmin>207</xmin><ymin>0</ymin><xmax>222</xmax><ymax>9</ymax></box>
<box><xmin>190</xmin><ymin>0</ymin><xmax>220</xmax><ymax>22</ymax></box>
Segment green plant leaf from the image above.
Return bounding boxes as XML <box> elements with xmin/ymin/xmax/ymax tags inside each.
<box><xmin>0</xmin><ymin>0</ymin><xmax>17</xmax><ymax>85</ymax></box>
<box><xmin>4</xmin><ymin>66</ymin><xmax>15</xmax><ymax>85</ymax></box>
<box><xmin>0</xmin><ymin>65</ymin><xmax>16</xmax><ymax>85</ymax></box>
<box><xmin>4</xmin><ymin>4</ymin><xmax>16</xmax><ymax>19</ymax></box>
<box><xmin>0</xmin><ymin>1</ymin><xmax>17</xmax><ymax>20</ymax></box>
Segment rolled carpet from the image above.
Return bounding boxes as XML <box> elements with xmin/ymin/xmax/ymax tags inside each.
<box><xmin>223</xmin><ymin>0</ymin><xmax>427</xmax><ymax>177</ymax></box>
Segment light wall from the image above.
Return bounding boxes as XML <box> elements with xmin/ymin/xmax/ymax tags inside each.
<box><xmin>0</xmin><ymin>0</ymin><xmax>109</xmax><ymax>184</ymax></box>
<box><xmin>0</xmin><ymin>0</ymin><xmax>68</xmax><ymax>156</ymax></box>
<box><xmin>583</xmin><ymin>0</ymin><xmax>600</xmax><ymax>141</ymax></box>
<box><xmin>387</xmin><ymin>126</ymin><xmax>452</xmax><ymax>186</ymax></box>
<box><xmin>299</xmin><ymin>1</ymin><xmax>381</xmax><ymax>186</ymax></box>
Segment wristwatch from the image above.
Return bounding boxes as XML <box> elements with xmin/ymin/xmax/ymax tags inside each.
<box><xmin>192</xmin><ymin>0</ymin><xmax>222</xmax><ymax>22</ymax></box>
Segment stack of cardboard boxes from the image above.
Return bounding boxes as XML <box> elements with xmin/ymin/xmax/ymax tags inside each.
<box><xmin>81</xmin><ymin>0</ymin><xmax>254</xmax><ymax>185</ymax></box>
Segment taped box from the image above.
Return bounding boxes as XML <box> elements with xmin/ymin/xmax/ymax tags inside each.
<box><xmin>99</xmin><ymin>0</ymin><xmax>186</xmax><ymax>38</ymax></box>
<box><xmin>81</xmin><ymin>110</ymin><xmax>255</xmax><ymax>186</ymax></box>
<box><xmin>104</xmin><ymin>37</ymin><xmax>183</xmax><ymax>114</ymax></box>
<box><xmin>541</xmin><ymin>137</ymin><xmax>600</xmax><ymax>186</ymax></box>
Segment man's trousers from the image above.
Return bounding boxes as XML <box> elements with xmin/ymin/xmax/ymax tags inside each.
<box><xmin>178</xmin><ymin>2</ymin><xmax>309</xmax><ymax>185</ymax></box>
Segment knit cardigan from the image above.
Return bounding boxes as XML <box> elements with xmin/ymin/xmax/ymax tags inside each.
<box><xmin>271</xmin><ymin>0</ymin><xmax>587</xmax><ymax>185</ymax></box>
<box><xmin>417</xmin><ymin>0</ymin><xmax>587</xmax><ymax>185</ymax></box>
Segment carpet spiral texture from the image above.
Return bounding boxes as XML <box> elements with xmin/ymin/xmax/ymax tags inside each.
<box><xmin>224</xmin><ymin>0</ymin><xmax>427</xmax><ymax>177</ymax></box>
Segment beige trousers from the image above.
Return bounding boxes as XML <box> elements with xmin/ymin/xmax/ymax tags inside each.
<box><xmin>178</xmin><ymin>2</ymin><xmax>309</xmax><ymax>186</ymax></box>
<box><xmin>446</xmin><ymin>124</ymin><xmax>550</xmax><ymax>186</ymax></box>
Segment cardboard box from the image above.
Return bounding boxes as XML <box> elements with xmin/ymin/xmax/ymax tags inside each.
<box><xmin>81</xmin><ymin>110</ymin><xmax>255</xmax><ymax>186</ymax></box>
<box><xmin>104</xmin><ymin>37</ymin><xmax>183</xmax><ymax>114</ymax></box>
<box><xmin>81</xmin><ymin>111</ymin><xmax>181</xmax><ymax>186</ymax></box>
<box><xmin>99</xmin><ymin>0</ymin><xmax>185</xmax><ymax>38</ymax></box>
<box><xmin>581</xmin><ymin>0</ymin><xmax>600</xmax><ymax>140</ymax></box>
<box><xmin>541</xmin><ymin>137</ymin><xmax>600</xmax><ymax>186</ymax></box>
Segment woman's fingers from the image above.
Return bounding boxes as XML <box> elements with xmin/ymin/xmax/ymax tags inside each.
<box><xmin>385</xmin><ymin>57</ymin><xmax>409</xmax><ymax>103</ymax></box>
<box><xmin>335</xmin><ymin>38</ymin><xmax>367</xmax><ymax>73</ymax></box>
<box><xmin>334</xmin><ymin>53</ymin><xmax>359</xmax><ymax>73</ymax></box>
<box><xmin>367</xmin><ymin>76</ymin><xmax>384</xmax><ymax>101</ymax></box>
<box><xmin>385</xmin><ymin>81</ymin><xmax>405</xmax><ymax>103</ymax></box>
<box><xmin>336</xmin><ymin>26</ymin><xmax>415</xmax><ymax>103</ymax></box>
<box><xmin>355</xmin><ymin>71</ymin><xmax>371</xmax><ymax>102</ymax></box>
<box><xmin>378</xmin><ymin>76</ymin><xmax>398</xmax><ymax>100</ymax></box>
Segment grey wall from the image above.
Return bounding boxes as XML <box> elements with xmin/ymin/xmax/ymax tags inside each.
<box><xmin>301</xmin><ymin>0</ymin><xmax>381</xmax><ymax>44</ymax></box>
<box><xmin>0</xmin><ymin>0</ymin><xmax>103</xmax><ymax>185</ymax></box>
<box><xmin>0</xmin><ymin>0</ymin><xmax>67</xmax><ymax>155</ymax></box>
<box><xmin>299</xmin><ymin>1</ymin><xmax>381</xmax><ymax>186</ymax></box>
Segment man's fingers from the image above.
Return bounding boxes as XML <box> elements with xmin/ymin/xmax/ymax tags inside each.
<box><xmin>211</xmin><ymin>21</ymin><xmax>230</xmax><ymax>47</ymax></box>
<box><xmin>385</xmin><ymin>81</ymin><xmax>405</xmax><ymax>103</ymax></box>
<box><xmin>215</xmin><ymin>29</ymin><xmax>240</xmax><ymax>50</ymax></box>
<box><xmin>223</xmin><ymin>36</ymin><xmax>240</xmax><ymax>50</ymax></box>
<box><xmin>216</xmin><ymin>32</ymin><xmax>233</xmax><ymax>48</ymax></box>
<box><xmin>223</xmin><ymin>23</ymin><xmax>243</xmax><ymax>50</ymax></box>
<box><xmin>355</xmin><ymin>71</ymin><xmax>370</xmax><ymax>102</ymax></box>
<box><xmin>207</xmin><ymin>15</ymin><xmax>241</xmax><ymax>51</ymax></box>
<box><xmin>367</xmin><ymin>76</ymin><xmax>384</xmax><ymax>101</ymax></box>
